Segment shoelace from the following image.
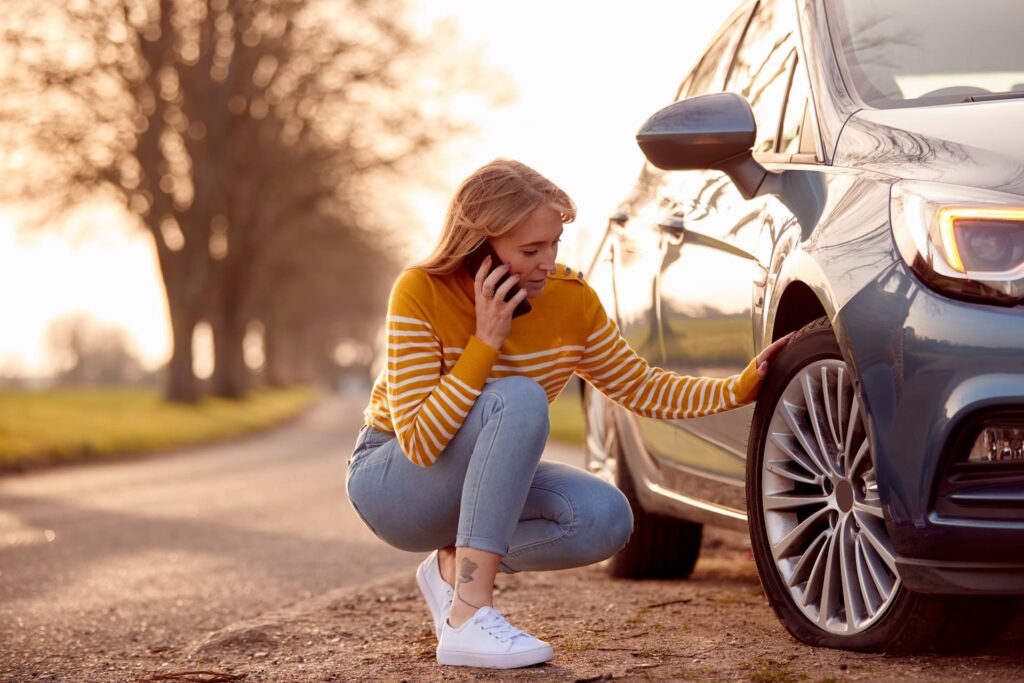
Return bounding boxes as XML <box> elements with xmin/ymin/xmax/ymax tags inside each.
<box><xmin>476</xmin><ymin>609</ymin><xmax>526</xmax><ymax>643</ymax></box>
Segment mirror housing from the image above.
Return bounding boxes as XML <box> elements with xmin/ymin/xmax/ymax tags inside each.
<box><xmin>635</xmin><ymin>93</ymin><xmax>777</xmax><ymax>200</ymax></box>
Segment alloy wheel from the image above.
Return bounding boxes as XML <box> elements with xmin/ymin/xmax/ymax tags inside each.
<box><xmin>761</xmin><ymin>359</ymin><xmax>900</xmax><ymax>635</ymax></box>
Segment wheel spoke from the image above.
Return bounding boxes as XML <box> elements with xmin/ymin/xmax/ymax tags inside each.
<box><xmin>854</xmin><ymin>536</ymin><xmax>883</xmax><ymax>615</ymax></box>
<box><xmin>847</xmin><ymin>438</ymin><xmax>869</xmax><ymax>480</ymax></box>
<box><xmin>769</xmin><ymin>431</ymin><xmax>824</xmax><ymax>480</ymax></box>
<box><xmin>763</xmin><ymin>492</ymin><xmax>830</xmax><ymax>511</ymax></box>
<box><xmin>838</xmin><ymin>516</ymin><xmax>864</xmax><ymax>630</ymax></box>
<box><xmin>822</xmin><ymin>366</ymin><xmax>841</xmax><ymax>451</ymax></box>
<box><xmin>837</xmin><ymin>366</ymin><xmax>848</xmax><ymax>445</ymax></box>
<box><xmin>853</xmin><ymin>500</ymin><xmax>884</xmax><ymax>519</ymax></box>
<box><xmin>766</xmin><ymin>459</ymin><xmax>823</xmax><ymax>486</ymax></box>
<box><xmin>786</xmin><ymin>528</ymin><xmax>828</xmax><ymax>588</ymax></box>
<box><xmin>818</xmin><ymin>523</ymin><xmax>842</xmax><ymax>627</ymax></box>
<box><xmin>860</xmin><ymin>531</ymin><xmax>896</xmax><ymax>599</ymax></box>
<box><xmin>800</xmin><ymin>374</ymin><xmax>838</xmax><ymax>475</ymax></box>
<box><xmin>781</xmin><ymin>399</ymin><xmax>832</xmax><ymax>478</ymax></box>
<box><xmin>842</xmin><ymin>395</ymin><xmax>861</xmax><ymax>473</ymax></box>
<box><xmin>801</xmin><ymin>530</ymin><xmax>832</xmax><ymax>608</ymax></box>
<box><xmin>856</xmin><ymin>514</ymin><xmax>899</xmax><ymax>575</ymax></box>
<box><xmin>772</xmin><ymin>506</ymin><xmax>831</xmax><ymax>560</ymax></box>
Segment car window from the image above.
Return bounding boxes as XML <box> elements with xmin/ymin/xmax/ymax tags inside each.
<box><xmin>683</xmin><ymin>9</ymin><xmax>752</xmax><ymax>99</ymax></box>
<box><xmin>827</xmin><ymin>0</ymin><xmax>1024</xmax><ymax>109</ymax></box>
<box><xmin>725</xmin><ymin>0</ymin><xmax>797</xmax><ymax>154</ymax></box>
<box><xmin>779</xmin><ymin>54</ymin><xmax>812</xmax><ymax>155</ymax></box>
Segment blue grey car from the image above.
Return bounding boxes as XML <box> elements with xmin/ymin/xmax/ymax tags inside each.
<box><xmin>582</xmin><ymin>0</ymin><xmax>1024</xmax><ymax>652</ymax></box>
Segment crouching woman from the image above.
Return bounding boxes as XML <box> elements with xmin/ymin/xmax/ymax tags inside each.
<box><xmin>345</xmin><ymin>159</ymin><xmax>788</xmax><ymax>669</ymax></box>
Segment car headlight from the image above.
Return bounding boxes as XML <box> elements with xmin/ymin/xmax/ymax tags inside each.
<box><xmin>890</xmin><ymin>180</ymin><xmax>1024</xmax><ymax>305</ymax></box>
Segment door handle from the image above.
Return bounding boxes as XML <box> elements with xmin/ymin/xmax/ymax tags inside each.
<box><xmin>657</xmin><ymin>216</ymin><xmax>686</xmax><ymax>237</ymax></box>
<box><xmin>608</xmin><ymin>211</ymin><xmax>629</xmax><ymax>229</ymax></box>
<box><xmin>658</xmin><ymin>216</ymin><xmax>756</xmax><ymax>260</ymax></box>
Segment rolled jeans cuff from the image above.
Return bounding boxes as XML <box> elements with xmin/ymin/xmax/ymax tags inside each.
<box><xmin>455</xmin><ymin>533</ymin><xmax>507</xmax><ymax>558</ymax></box>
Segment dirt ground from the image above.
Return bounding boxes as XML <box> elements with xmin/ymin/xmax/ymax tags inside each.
<box><xmin>13</xmin><ymin>528</ymin><xmax>1019</xmax><ymax>683</ymax></box>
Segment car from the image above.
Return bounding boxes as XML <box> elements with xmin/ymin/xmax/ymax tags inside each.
<box><xmin>582</xmin><ymin>0</ymin><xmax>1024</xmax><ymax>653</ymax></box>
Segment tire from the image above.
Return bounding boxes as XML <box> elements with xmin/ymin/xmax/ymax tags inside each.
<box><xmin>747</xmin><ymin>317</ymin><xmax>1015</xmax><ymax>652</ymax></box>
<box><xmin>583</xmin><ymin>382</ymin><xmax>702</xmax><ymax>579</ymax></box>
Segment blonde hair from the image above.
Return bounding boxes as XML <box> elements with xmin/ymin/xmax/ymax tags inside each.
<box><xmin>412</xmin><ymin>159</ymin><xmax>576</xmax><ymax>275</ymax></box>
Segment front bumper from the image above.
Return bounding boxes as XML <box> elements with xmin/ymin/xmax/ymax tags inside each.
<box><xmin>836</xmin><ymin>259</ymin><xmax>1024</xmax><ymax>594</ymax></box>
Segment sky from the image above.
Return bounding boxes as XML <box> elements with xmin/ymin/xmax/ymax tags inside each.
<box><xmin>0</xmin><ymin>1</ymin><xmax>740</xmax><ymax>377</ymax></box>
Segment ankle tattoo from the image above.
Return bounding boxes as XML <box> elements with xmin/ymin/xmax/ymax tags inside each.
<box><xmin>455</xmin><ymin>557</ymin><xmax>484</xmax><ymax>611</ymax></box>
<box><xmin>458</xmin><ymin>557</ymin><xmax>478</xmax><ymax>584</ymax></box>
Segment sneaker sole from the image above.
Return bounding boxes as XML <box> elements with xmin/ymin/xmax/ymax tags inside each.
<box><xmin>435</xmin><ymin>644</ymin><xmax>554</xmax><ymax>669</ymax></box>
<box><xmin>415</xmin><ymin>561</ymin><xmax>445</xmax><ymax>638</ymax></box>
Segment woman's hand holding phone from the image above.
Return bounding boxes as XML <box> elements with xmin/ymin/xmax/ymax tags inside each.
<box><xmin>473</xmin><ymin>255</ymin><xmax>530</xmax><ymax>350</ymax></box>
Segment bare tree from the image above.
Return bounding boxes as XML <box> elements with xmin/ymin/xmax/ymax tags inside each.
<box><xmin>45</xmin><ymin>313</ymin><xmax>148</xmax><ymax>386</ymax></box>
<box><xmin>253</xmin><ymin>208</ymin><xmax>401</xmax><ymax>388</ymax></box>
<box><xmin>1</xmin><ymin>0</ymin><xmax>504</xmax><ymax>402</ymax></box>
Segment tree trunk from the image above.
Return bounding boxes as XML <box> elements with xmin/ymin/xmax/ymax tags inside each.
<box><xmin>165</xmin><ymin>307</ymin><xmax>200</xmax><ymax>404</ymax></box>
<box><xmin>264</xmin><ymin>311</ymin><xmax>291</xmax><ymax>387</ymax></box>
<box><xmin>210</xmin><ymin>311</ymin><xmax>249</xmax><ymax>400</ymax></box>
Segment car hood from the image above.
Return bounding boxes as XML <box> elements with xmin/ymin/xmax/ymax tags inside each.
<box><xmin>832</xmin><ymin>99</ymin><xmax>1024</xmax><ymax>197</ymax></box>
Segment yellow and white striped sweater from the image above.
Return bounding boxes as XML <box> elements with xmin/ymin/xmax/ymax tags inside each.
<box><xmin>363</xmin><ymin>264</ymin><xmax>762</xmax><ymax>467</ymax></box>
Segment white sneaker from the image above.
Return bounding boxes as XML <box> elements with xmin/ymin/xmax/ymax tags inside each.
<box><xmin>415</xmin><ymin>550</ymin><xmax>453</xmax><ymax>638</ymax></box>
<box><xmin>436</xmin><ymin>605</ymin><xmax>554</xmax><ymax>669</ymax></box>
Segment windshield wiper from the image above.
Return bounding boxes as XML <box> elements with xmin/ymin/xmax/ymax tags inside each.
<box><xmin>962</xmin><ymin>91</ymin><xmax>1024</xmax><ymax>103</ymax></box>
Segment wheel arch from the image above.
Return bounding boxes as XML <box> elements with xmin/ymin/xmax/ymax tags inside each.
<box><xmin>769</xmin><ymin>280</ymin><xmax>829</xmax><ymax>341</ymax></box>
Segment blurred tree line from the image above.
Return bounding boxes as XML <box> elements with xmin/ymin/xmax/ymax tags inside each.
<box><xmin>0</xmin><ymin>0</ymin><xmax>502</xmax><ymax>402</ymax></box>
<box><xmin>45</xmin><ymin>314</ymin><xmax>152</xmax><ymax>387</ymax></box>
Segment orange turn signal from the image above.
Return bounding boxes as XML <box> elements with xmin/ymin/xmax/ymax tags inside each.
<box><xmin>937</xmin><ymin>207</ymin><xmax>1024</xmax><ymax>273</ymax></box>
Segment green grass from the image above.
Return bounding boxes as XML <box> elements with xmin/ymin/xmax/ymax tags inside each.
<box><xmin>548</xmin><ymin>384</ymin><xmax>585</xmax><ymax>447</ymax></box>
<box><xmin>0</xmin><ymin>386</ymin><xmax>316</xmax><ymax>470</ymax></box>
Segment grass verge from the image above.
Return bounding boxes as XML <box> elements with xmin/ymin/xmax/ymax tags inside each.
<box><xmin>548</xmin><ymin>382</ymin><xmax>584</xmax><ymax>447</ymax></box>
<box><xmin>0</xmin><ymin>386</ymin><xmax>316</xmax><ymax>471</ymax></box>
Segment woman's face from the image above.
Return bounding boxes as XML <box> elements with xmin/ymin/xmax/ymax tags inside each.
<box><xmin>490</xmin><ymin>203</ymin><xmax>563</xmax><ymax>299</ymax></box>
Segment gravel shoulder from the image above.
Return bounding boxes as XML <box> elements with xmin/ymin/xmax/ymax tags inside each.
<box><xmin>31</xmin><ymin>527</ymin><xmax>1020</xmax><ymax>683</ymax></box>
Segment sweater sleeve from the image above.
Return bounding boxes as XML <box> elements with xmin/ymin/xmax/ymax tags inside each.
<box><xmin>385</xmin><ymin>270</ymin><xmax>499</xmax><ymax>467</ymax></box>
<box><xmin>574</xmin><ymin>285</ymin><xmax>761</xmax><ymax>418</ymax></box>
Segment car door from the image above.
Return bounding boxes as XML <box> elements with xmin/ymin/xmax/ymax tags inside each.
<box><xmin>597</xmin><ymin>6</ymin><xmax>757</xmax><ymax>466</ymax></box>
<box><xmin>655</xmin><ymin>0</ymin><xmax>801</xmax><ymax>512</ymax></box>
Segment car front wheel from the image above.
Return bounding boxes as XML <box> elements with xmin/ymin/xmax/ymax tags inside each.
<box><xmin>747</xmin><ymin>317</ymin><xmax>1012</xmax><ymax>652</ymax></box>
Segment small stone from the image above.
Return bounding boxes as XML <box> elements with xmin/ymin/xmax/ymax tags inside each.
<box><xmin>253</xmin><ymin>651</ymin><xmax>268</xmax><ymax>658</ymax></box>
<box><xmin>839</xmin><ymin>662</ymin><xmax>849</xmax><ymax>670</ymax></box>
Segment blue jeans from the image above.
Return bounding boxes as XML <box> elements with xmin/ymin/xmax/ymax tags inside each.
<box><xmin>345</xmin><ymin>376</ymin><xmax>633</xmax><ymax>572</ymax></box>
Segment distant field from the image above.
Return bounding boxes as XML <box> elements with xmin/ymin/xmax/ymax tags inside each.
<box><xmin>0</xmin><ymin>386</ymin><xmax>316</xmax><ymax>471</ymax></box>
<box><xmin>625</xmin><ymin>314</ymin><xmax>753</xmax><ymax>367</ymax></box>
<box><xmin>549</xmin><ymin>382</ymin><xmax>584</xmax><ymax>447</ymax></box>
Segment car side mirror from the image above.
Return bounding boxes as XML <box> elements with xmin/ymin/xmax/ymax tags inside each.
<box><xmin>635</xmin><ymin>92</ymin><xmax>778</xmax><ymax>200</ymax></box>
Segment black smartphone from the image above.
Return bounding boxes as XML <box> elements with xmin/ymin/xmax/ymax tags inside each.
<box><xmin>462</xmin><ymin>241</ymin><xmax>532</xmax><ymax>318</ymax></box>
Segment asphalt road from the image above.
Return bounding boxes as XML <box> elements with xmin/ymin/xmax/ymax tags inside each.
<box><xmin>0</xmin><ymin>395</ymin><xmax>584</xmax><ymax>680</ymax></box>
<box><xmin>0</xmin><ymin>396</ymin><xmax>407</xmax><ymax>676</ymax></box>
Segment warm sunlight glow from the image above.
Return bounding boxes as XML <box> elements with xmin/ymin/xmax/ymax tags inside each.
<box><xmin>1</xmin><ymin>1</ymin><xmax>741</xmax><ymax>379</ymax></box>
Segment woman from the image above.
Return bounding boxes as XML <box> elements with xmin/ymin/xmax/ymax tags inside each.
<box><xmin>346</xmin><ymin>159</ymin><xmax>790</xmax><ymax>669</ymax></box>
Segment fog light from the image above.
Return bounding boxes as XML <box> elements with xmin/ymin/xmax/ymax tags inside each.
<box><xmin>967</xmin><ymin>426</ymin><xmax>1024</xmax><ymax>462</ymax></box>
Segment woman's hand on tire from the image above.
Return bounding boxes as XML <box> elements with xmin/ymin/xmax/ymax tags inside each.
<box><xmin>474</xmin><ymin>255</ymin><xmax>529</xmax><ymax>350</ymax></box>
<box><xmin>756</xmin><ymin>332</ymin><xmax>794</xmax><ymax>378</ymax></box>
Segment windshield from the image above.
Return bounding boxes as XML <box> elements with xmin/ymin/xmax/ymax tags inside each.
<box><xmin>825</xmin><ymin>0</ymin><xmax>1024</xmax><ymax>109</ymax></box>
